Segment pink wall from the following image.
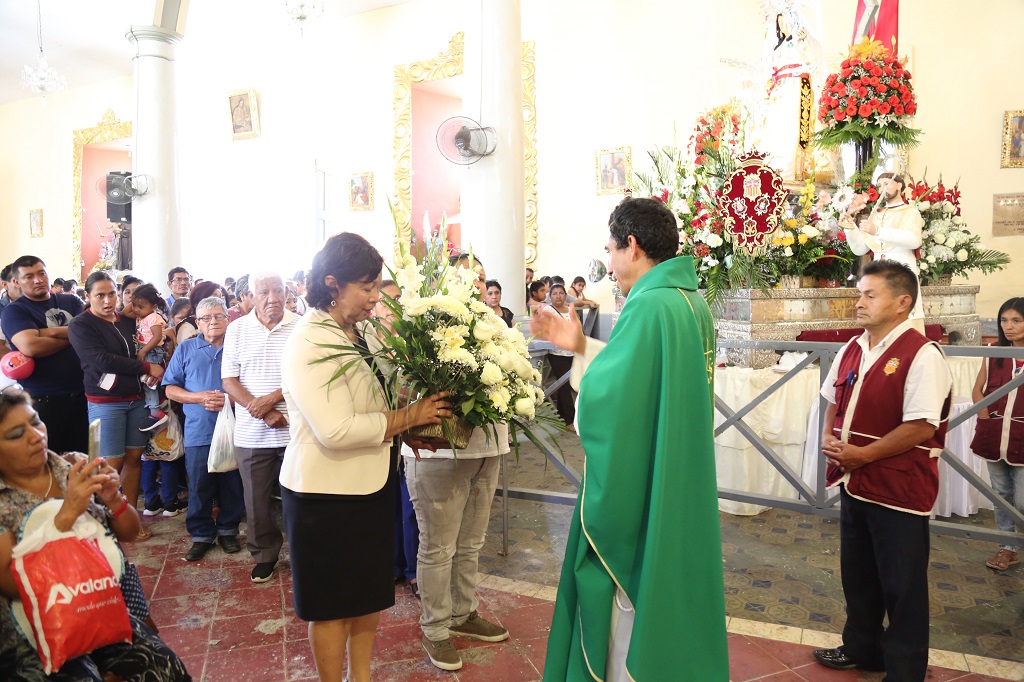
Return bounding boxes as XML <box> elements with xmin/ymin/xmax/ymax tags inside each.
<box><xmin>81</xmin><ymin>146</ymin><xmax>131</xmax><ymax>278</ymax></box>
<box><xmin>411</xmin><ymin>87</ymin><xmax>462</xmax><ymax>253</ymax></box>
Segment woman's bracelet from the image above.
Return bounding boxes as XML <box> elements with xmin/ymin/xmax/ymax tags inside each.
<box><xmin>106</xmin><ymin>495</ymin><xmax>130</xmax><ymax>519</ymax></box>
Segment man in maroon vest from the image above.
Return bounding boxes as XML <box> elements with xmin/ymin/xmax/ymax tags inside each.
<box><xmin>812</xmin><ymin>260</ymin><xmax>952</xmax><ymax>681</ymax></box>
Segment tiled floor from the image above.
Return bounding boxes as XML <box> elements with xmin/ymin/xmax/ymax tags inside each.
<box><xmin>126</xmin><ymin>510</ymin><xmax>1024</xmax><ymax>681</ymax></box>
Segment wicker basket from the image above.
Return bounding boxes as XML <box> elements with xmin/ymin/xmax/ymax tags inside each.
<box><xmin>408</xmin><ymin>416</ymin><xmax>474</xmax><ymax>449</ymax></box>
<box><xmin>927</xmin><ymin>273</ymin><xmax>953</xmax><ymax>286</ymax></box>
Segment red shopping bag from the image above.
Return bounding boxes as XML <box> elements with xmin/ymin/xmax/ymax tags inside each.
<box><xmin>11</xmin><ymin>534</ymin><xmax>132</xmax><ymax>673</ymax></box>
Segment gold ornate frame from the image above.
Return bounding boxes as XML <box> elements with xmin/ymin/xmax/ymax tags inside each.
<box><xmin>72</xmin><ymin>110</ymin><xmax>132</xmax><ymax>278</ymax></box>
<box><xmin>595</xmin><ymin>147</ymin><xmax>632</xmax><ymax>196</ymax></box>
<box><xmin>393</xmin><ymin>33</ymin><xmax>539</xmax><ymax>264</ymax></box>
<box><xmin>228</xmin><ymin>89</ymin><xmax>261</xmax><ymax>141</ymax></box>
<box><xmin>1001</xmin><ymin>109</ymin><xmax>1024</xmax><ymax>169</ymax></box>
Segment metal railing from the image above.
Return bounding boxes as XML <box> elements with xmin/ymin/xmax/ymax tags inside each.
<box><xmin>716</xmin><ymin>339</ymin><xmax>1024</xmax><ymax>545</ymax></box>
<box><xmin>500</xmin><ymin>328</ymin><xmax>1024</xmax><ymax>552</ymax></box>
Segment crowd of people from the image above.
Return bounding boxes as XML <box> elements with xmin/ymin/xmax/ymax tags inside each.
<box><xmin>0</xmin><ymin>191</ymin><xmax>1021</xmax><ymax>681</ymax></box>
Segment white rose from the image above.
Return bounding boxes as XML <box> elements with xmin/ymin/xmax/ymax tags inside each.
<box><xmin>705</xmin><ymin>233</ymin><xmax>724</xmax><ymax>248</ymax></box>
<box><xmin>943</xmin><ymin>200</ymin><xmax>955</xmax><ymax>214</ymax></box>
<box><xmin>920</xmin><ymin>262</ymin><xmax>929</xmax><ymax>272</ymax></box>
<box><xmin>918</xmin><ymin>201</ymin><xmax>931</xmax><ymax>211</ymax></box>
<box><xmin>514</xmin><ymin>397</ymin><xmax>536</xmax><ymax>418</ymax></box>
<box><xmin>473</xmin><ymin>323</ymin><xmax>496</xmax><ymax>342</ymax></box>
<box><xmin>515</xmin><ymin>355</ymin><xmax>534</xmax><ymax>380</ymax></box>
<box><xmin>927</xmin><ymin>255</ymin><xmax>936</xmax><ymax>264</ymax></box>
<box><xmin>497</xmin><ymin>349</ymin><xmax>517</xmax><ymax>372</ymax></box>
<box><xmin>801</xmin><ymin>225</ymin><xmax>820</xmax><ymax>239</ymax></box>
<box><xmin>952</xmin><ymin>216</ymin><xmax>965</xmax><ymax>226</ymax></box>
<box><xmin>933</xmin><ymin>233</ymin><xmax>946</xmax><ymax>245</ymax></box>
<box><xmin>403</xmin><ymin>296</ymin><xmax>432</xmax><ymax>317</ymax></box>
<box><xmin>480</xmin><ymin>361</ymin><xmax>503</xmax><ymax>386</ymax></box>
<box><xmin>956</xmin><ymin>249</ymin><xmax>969</xmax><ymax>262</ymax></box>
<box><xmin>784</xmin><ymin>246</ymin><xmax>793</xmax><ymax>257</ymax></box>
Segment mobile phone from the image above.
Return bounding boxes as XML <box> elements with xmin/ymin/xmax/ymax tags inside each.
<box><xmin>88</xmin><ymin>419</ymin><xmax>102</xmax><ymax>463</ymax></box>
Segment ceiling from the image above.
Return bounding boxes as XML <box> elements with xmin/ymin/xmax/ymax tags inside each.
<box><xmin>0</xmin><ymin>0</ymin><xmax>414</xmax><ymax>106</ymax></box>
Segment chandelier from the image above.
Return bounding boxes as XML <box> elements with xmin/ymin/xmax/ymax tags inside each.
<box><xmin>284</xmin><ymin>0</ymin><xmax>325</xmax><ymax>34</ymax></box>
<box><xmin>21</xmin><ymin>0</ymin><xmax>67</xmax><ymax>100</ymax></box>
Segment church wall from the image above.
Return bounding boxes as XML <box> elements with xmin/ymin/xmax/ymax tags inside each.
<box><xmin>0</xmin><ymin>0</ymin><xmax>1021</xmax><ymax>315</ymax></box>
<box><xmin>0</xmin><ymin>76</ymin><xmax>133</xmax><ymax>280</ymax></box>
<box><xmin>410</xmin><ymin>88</ymin><xmax>462</xmax><ymax>250</ymax></box>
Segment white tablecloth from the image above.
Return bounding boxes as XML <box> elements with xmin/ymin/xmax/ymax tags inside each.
<box><xmin>715</xmin><ymin>356</ymin><xmax>986</xmax><ymax>516</ymax></box>
<box><xmin>801</xmin><ymin>398</ymin><xmax>992</xmax><ymax>519</ymax></box>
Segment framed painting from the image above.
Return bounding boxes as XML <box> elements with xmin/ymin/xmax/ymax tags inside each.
<box><xmin>596</xmin><ymin>147</ymin><xmax>631</xmax><ymax>195</ymax></box>
<box><xmin>29</xmin><ymin>209</ymin><xmax>43</xmax><ymax>238</ymax></box>
<box><xmin>228</xmin><ymin>89</ymin><xmax>260</xmax><ymax>140</ymax></box>
<box><xmin>1001</xmin><ymin>110</ymin><xmax>1024</xmax><ymax>168</ymax></box>
<box><xmin>350</xmin><ymin>171</ymin><xmax>374</xmax><ymax>211</ymax></box>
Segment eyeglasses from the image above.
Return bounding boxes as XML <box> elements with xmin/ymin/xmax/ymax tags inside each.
<box><xmin>196</xmin><ymin>314</ymin><xmax>229</xmax><ymax>323</ymax></box>
<box><xmin>172</xmin><ymin>276</ymin><xmax>192</xmax><ymax>283</ymax></box>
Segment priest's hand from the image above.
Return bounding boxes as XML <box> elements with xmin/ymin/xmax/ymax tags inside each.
<box><xmin>529</xmin><ymin>304</ymin><xmax>586</xmax><ymax>354</ymax></box>
<box><xmin>823</xmin><ymin>438</ymin><xmax>873</xmax><ymax>472</ymax></box>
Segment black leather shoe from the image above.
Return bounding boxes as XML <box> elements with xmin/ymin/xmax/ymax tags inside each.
<box><xmin>812</xmin><ymin>648</ymin><xmax>885</xmax><ymax>672</ymax></box>
<box><xmin>185</xmin><ymin>541</ymin><xmax>216</xmax><ymax>562</ymax></box>
<box><xmin>218</xmin><ymin>535</ymin><xmax>242</xmax><ymax>554</ymax></box>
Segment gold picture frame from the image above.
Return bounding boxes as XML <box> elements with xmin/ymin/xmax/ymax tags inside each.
<box><xmin>1001</xmin><ymin>109</ymin><xmax>1024</xmax><ymax>169</ymax></box>
<box><xmin>29</xmin><ymin>209</ymin><xmax>43</xmax><ymax>238</ymax></box>
<box><xmin>350</xmin><ymin>172</ymin><xmax>374</xmax><ymax>211</ymax></box>
<box><xmin>596</xmin><ymin>147</ymin><xmax>632</xmax><ymax>195</ymax></box>
<box><xmin>393</xmin><ymin>33</ymin><xmax>539</xmax><ymax>265</ymax></box>
<box><xmin>228</xmin><ymin>89</ymin><xmax>260</xmax><ymax>140</ymax></box>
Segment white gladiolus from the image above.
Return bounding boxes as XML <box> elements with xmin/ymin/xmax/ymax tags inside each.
<box><xmin>917</xmin><ymin>201</ymin><xmax>930</xmax><ymax>211</ymax></box>
<box><xmin>956</xmin><ymin>249</ymin><xmax>969</xmax><ymax>262</ymax></box>
<box><xmin>395</xmin><ymin>264</ymin><xmax>425</xmax><ymax>294</ymax></box>
<box><xmin>402</xmin><ymin>296</ymin><xmax>433</xmax><ymax>317</ymax></box>
<box><xmin>480</xmin><ymin>361</ymin><xmax>503</xmax><ymax>386</ymax></box>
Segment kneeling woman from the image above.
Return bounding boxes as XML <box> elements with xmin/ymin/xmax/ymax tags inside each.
<box><xmin>0</xmin><ymin>387</ymin><xmax>191</xmax><ymax>680</ymax></box>
<box><xmin>280</xmin><ymin>232</ymin><xmax>451</xmax><ymax>682</ymax></box>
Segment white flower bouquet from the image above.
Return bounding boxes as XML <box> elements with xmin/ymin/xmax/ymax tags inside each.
<box><xmin>315</xmin><ymin>209</ymin><xmax>564</xmax><ymax>451</ymax></box>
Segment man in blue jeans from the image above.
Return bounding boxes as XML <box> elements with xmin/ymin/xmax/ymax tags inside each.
<box><xmin>163</xmin><ymin>296</ymin><xmax>244</xmax><ymax>561</ymax></box>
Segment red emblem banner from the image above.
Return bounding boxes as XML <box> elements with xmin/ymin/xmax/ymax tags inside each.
<box><xmin>717</xmin><ymin>151</ymin><xmax>788</xmax><ymax>256</ymax></box>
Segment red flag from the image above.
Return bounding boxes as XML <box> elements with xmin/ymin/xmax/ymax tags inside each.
<box><xmin>852</xmin><ymin>0</ymin><xmax>899</xmax><ymax>53</ymax></box>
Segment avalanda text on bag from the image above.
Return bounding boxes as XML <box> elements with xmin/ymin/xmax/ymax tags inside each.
<box><xmin>209</xmin><ymin>399</ymin><xmax>238</xmax><ymax>473</ymax></box>
<box><xmin>10</xmin><ymin>507</ymin><xmax>132</xmax><ymax>674</ymax></box>
<box><xmin>143</xmin><ymin>407</ymin><xmax>184</xmax><ymax>462</ymax></box>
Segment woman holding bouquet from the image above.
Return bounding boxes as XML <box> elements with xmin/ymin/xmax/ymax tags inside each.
<box><xmin>280</xmin><ymin>232</ymin><xmax>451</xmax><ymax>682</ymax></box>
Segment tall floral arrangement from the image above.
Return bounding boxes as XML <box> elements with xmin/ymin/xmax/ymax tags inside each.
<box><xmin>634</xmin><ymin>101</ymin><xmax>775</xmax><ymax>303</ymax></box>
<box><xmin>814</xmin><ymin>38</ymin><xmax>921</xmax><ymax>154</ymax></box>
<box><xmin>909</xmin><ymin>178</ymin><xmax>1010</xmax><ymax>284</ymax></box>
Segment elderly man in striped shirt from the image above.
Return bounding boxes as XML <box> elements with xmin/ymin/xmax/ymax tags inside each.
<box><xmin>222</xmin><ymin>271</ymin><xmax>299</xmax><ymax>583</ymax></box>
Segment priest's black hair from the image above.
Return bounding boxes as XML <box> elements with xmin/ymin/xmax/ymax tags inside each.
<box><xmin>608</xmin><ymin>197</ymin><xmax>678</xmax><ymax>263</ymax></box>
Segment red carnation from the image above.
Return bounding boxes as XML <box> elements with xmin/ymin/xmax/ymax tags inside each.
<box><xmin>868</xmin><ymin>188</ymin><xmax>879</xmax><ymax>202</ymax></box>
<box><xmin>656</xmin><ymin>189</ymin><xmax>669</xmax><ymax>204</ymax></box>
<box><xmin>836</xmin><ymin>231</ymin><xmax>847</xmax><ymax>242</ymax></box>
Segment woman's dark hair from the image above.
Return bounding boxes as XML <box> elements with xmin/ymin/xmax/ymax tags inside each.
<box><xmin>131</xmin><ymin>283</ymin><xmax>169</xmax><ymax>315</ymax></box>
<box><xmin>189</xmin><ymin>281</ymin><xmax>224</xmax><ymax>309</ymax></box>
<box><xmin>608</xmin><ymin>197</ymin><xmax>679</xmax><ymax>264</ymax></box>
<box><xmin>529</xmin><ymin>281</ymin><xmax>546</xmax><ymax>298</ymax></box>
<box><xmin>307</xmin><ymin>232</ymin><xmax>384</xmax><ymax>310</ymax></box>
<box><xmin>85</xmin><ymin>271</ymin><xmax>115</xmax><ymax>294</ymax></box>
<box><xmin>572</xmin><ymin>276</ymin><xmax>586</xmax><ymax>286</ymax></box>
<box><xmin>550</xmin><ymin>283</ymin><xmax>566</xmax><ymax>295</ymax></box>
<box><xmin>449</xmin><ymin>253</ymin><xmax>484</xmax><ymax>267</ymax></box>
<box><xmin>994</xmin><ymin>297</ymin><xmax>1024</xmax><ymax>367</ymax></box>
<box><xmin>170</xmin><ymin>298</ymin><xmax>192</xmax><ymax>318</ymax></box>
<box><xmin>485</xmin><ymin>280</ymin><xmax>501</xmax><ymax>292</ymax></box>
<box><xmin>0</xmin><ymin>386</ymin><xmax>32</xmax><ymax>424</ymax></box>
<box><xmin>119</xmin><ymin>275</ymin><xmax>142</xmax><ymax>292</ymax></box>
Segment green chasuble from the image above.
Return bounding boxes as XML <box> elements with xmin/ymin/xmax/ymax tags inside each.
<box><xmin>543</xmin><ymin>256</ymin><xmax>728</xmax><ymax>681</ymax></box>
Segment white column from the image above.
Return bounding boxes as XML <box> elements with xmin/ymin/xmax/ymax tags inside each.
<box><xmin>461</xmin><ymin>0</ymin><xmax>526</xmax><ymax>314</ymax></box>
<box><xmin>126</xmin><ymin>26</ymin><xmax>183</xmax><ymax>286</ymax></box>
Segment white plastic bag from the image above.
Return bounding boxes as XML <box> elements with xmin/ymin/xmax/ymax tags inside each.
<box><xmin>208</xmin><ymin>400</ymin><xmax>238</xmax><ymax>473</ymax></box>
<box><xmin>143</xmin><ymin>409</ymin><xmax>184</xmax><ymax>461</ymax></box>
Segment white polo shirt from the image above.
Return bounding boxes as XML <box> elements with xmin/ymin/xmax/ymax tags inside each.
<box><xmin>222</xmin><ymin>310</ymin><xmax>299</xmax><ymax>448</ymax></box>
<box><xmin>821</xmin><ymin>319</ymin><xmax>952</xmax><ymax>428</ymax></box>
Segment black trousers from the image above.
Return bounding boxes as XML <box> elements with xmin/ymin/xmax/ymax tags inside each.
<box><xmin>839</xmin><ymin>486</ymin><xmax>930</xmax><ymax>682</ymax></box>
<box><xmin>32</xmin><ymin>392</ymin><xmax>88</xmax><ymax>455</ymax></box>
<box><xmin>546</xmin><ymin>354</ymin><xmax>576</xmax><ymax>427</ymax></box>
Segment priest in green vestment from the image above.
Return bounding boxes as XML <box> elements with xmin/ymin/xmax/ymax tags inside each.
<box><xmin>531</xmin><ymin>197</ymin><xmax>728</xmax><ymax>681</ymax></box>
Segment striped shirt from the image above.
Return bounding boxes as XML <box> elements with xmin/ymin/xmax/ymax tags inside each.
<box><xmin>222</xmin><ymin>310</ymin><xmax>298</xmax><ymax>448</ymax></box>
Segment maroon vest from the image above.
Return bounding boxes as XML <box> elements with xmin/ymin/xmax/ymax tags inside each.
<box><xmin>826</xmin><ymin>328</ymin><xmax>951</xmax><ymax>514</ymax></box>
<box><xmin>971</xmin><ymin>356</ymin><xmax>1024</xmax><ymax>465</ymax></box>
